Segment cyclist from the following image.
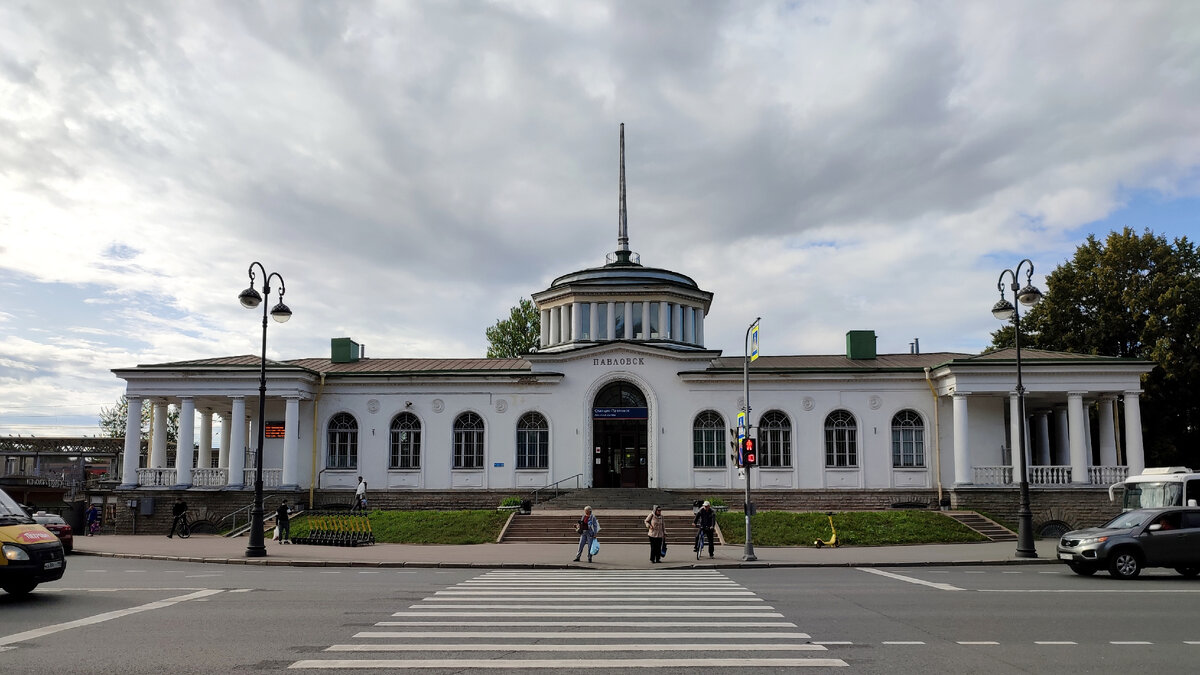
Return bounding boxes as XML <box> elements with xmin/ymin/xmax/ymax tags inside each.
<box><xmin>694</xmin><ymin>500</ymin><xmax>716</xmax><ymax>559</ymax></box>
<box><xmin>167</xmin><ymin>497</ymin><xmax>188</xmax><ymax>538</ymax></box>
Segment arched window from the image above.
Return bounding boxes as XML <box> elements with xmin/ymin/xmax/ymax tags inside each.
<box><xmin>892</xmin><ymin>410</ymin><xmax>925</xmax><ymax>467</ymax></box>
<box><xmin>824</xmin><ymin>410</ymin><xmax>858</xmax><ymax>467</ymax></box>
<box><xmin>389</xmin><ymin>412</ymin><xmax>421</xmax><ymax>469</ymax></box>
<box><xmin>326</xmin><ymin>412</ymin><xmax>358</xmax><ymax>469</ymax></box>
<box><xmin>516</xmin><ymin>412</ymin><xmax>549</xmax><ymax>470</ymax></box>
<box><xmin>758</xmin><ymin>410</ymin><xmax>792</xmax><ymax>468</ymax></box>
<box><xmin>692</xmin><ymin>411</ymin><xmax>726</xmax><ymax>468</ymax></box>
<box><xmin>453</xmin><ymin>412</ymin><xmax>485</xmax><ymax>469</ymax></box>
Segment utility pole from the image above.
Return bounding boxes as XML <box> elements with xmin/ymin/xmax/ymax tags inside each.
<box><xmin>742</xmin><ymin>317</ymin><xmax>760</xmax><ymax>562</ymax></box>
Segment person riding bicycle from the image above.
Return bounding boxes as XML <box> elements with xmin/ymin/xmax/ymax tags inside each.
<box><xmin>167</xmin><ymin>497</ymin><xmax>188</xmax><ymax>538</ymax></box>
<box><xmin>694</xmin><ymin>501</ymin><xmax>716</xmax><ymax>559</ymax></box>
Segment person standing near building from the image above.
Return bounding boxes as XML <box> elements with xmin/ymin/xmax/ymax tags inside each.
<box><xmin>276</xmin><ymin>500</ymin><xmax>291</xmax><ymax>544</ymax></box>
<box><xmin>693</xmin><ymin>500</ymin><xmax>716</xmax><ymax>559</ymax></box>
<box><xmin>354</xmin><ymin>476</ymin><xmax>367</xmax><ymax>511</ymax></box>
<box><xmin>85</xmin><ymin>503</ymin><xmax>101</xmax><ymax>535</ymax></box>
<box><xmin>167</xmin><ymin>497</ymin><xmax>188</xmax><ymax>538</ymax></box>
<box><xmin>573</xmin><ymin>506</ymin><xmax>599</xmax><ymax>563</ymax></box>
<box><xmin>644</xmin><ymin>505</ymin><xmax>667</xmax><ymax>563</ymax></box>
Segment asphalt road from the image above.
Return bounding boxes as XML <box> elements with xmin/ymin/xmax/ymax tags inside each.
<box><xmin>2</xmin><ymin>558</ymin><xmax>1197</xmax><ymax>673</ymax></box>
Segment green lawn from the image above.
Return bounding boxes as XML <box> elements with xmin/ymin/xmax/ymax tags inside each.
<box><xmin>289</xmin><ymin>509</ymin><xmax>988</xmax><ymax>546</ymax></box>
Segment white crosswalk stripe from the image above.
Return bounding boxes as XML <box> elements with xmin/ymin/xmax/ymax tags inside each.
<box><xmin>289</xmin><ymin>569</ymin><xmax>848</xmax><ymax>670</ymax></box>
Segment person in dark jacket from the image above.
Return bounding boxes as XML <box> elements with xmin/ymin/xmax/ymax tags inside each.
<box><xmin>167</xmin><ymin>497</ymin><xmax>188</xmax><ymax>538</ymax></box>
<box><xmin>693</xmin><ymin>500</ymin><xmax>716</xmax><ymax>558</ymax></box>
<box><xmin>276</xmin><ymin>500</ymin><xmax>291</xmax><ymax>543</ymax></box>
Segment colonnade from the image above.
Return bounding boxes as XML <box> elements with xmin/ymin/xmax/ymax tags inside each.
<box><xmin>952</xmin><ymin>390</ymin><xmax>1145</xmax><ymax>486</ymax></box>
<box><xmin>540</xmin><ymin>300</ymin><xmax>704</xmax><ymax>348</ymax></box>
<box><xmin>118</xmin><ymin>394</ymin><xmax>302</xmax><ymax>490</ymax></box>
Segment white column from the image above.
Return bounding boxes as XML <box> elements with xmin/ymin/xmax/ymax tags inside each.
<box><xmin>1083</xmin><ymin>399</ymin><xmax>1094</xmax><ymax>462</ymax></box>
<box><xmin>1123</xmin><ymin>391</ymin><xmax>1145</xmax><ymax>475</ymax></box>
<box><xmin>174</xmin><ymin>397</ymin><xmax>195</xmax><ymax>487</ymax></box>
<box><xmin>149</xmin><ymin>401</ymin><xmax>168</xmax><ymax>468</ymax></box>
<box><xmin>638</xmin><ymin>301</ymin><xmax>649</xmax><ymax>339</ymax></box>
<box><xmin>623</xmin><ymin>302</ymin><xmax>633</xmax><ymax>339</ymax></box>
<box><xmin>1008</xmin><ymin>393</ymin><xmax>1022</xmax><ymax>479</ymax></box>
<box><xmin>1067</xmin><ymin>392</ymin><xmax>1089</xmax><ymax>484</ymax></box>
<box><xmin>1036</xmin><ymin>412</ymin><xmax>1051</xmax><ymax>466</ymax></box>
<box><xmin>572</xmin><ymin>302</ymin><xmax>583</xmax><ymax>341</ymax></box>
<box><xmin>606</xmin><ymin>302</ymin><xmax>616</xmax><ymax>340</ymax></box>
<box><xmin>119</xmin><ymin>395</ymin><xmax>143</xmax><ymax>487</ymax></box>
<box><xmin>540</xmin><ymin>309</ymin><xmax>550</xmax><ymax>348</ymax></box>
<box><xmin>695</xmin><ymin>309</ymin><xmax>704</xmax><ymax>346</ymax></box>
<box><xmin>1054</xmin><ymin>407</ymin><xmax>1069</xmax><ymax>465</ymax></box>
<box><xmin>282</xmin><ymin>396</ymin><xmax>301</xmax><ymax>489</ymax></box>
<box><xmin>218</xmin><ymin>413</ymin><xmax>231</xmax><ymax>468</ymax></box>
<box><xmin>1097</xmin><ymin>395</ymin><xmax>1118</xmax><ymax>467</ymax></box>
<box><xmin>548</xmin><ymin>307</ymin><xmax>560</xmax><ymax>346</ymax></box>
<box><xmin>562</xmin><ymin>303</ymin><xmax>572</xmax><ymax>342</ymax></box>
<box><xmin>228</xmin><ymin>396</ymin><xmax>246</xmax><ymax>488</ymax></box>
<box><xmin>659</xmin><ymin>301</ymin><xmax>669</xmax><ymax>339</ymax></box>
<box><xmin>952</xmin><ymin>393</ymin><xmax>971</xmax><ymax>484</ymax></box>
<box><xmin>197</xmin><ymin>409</ymin><xmax>213</xmax><ymax>470</ymax></box>
<box><xmin>589</xmin><ymin>302</ymin><xmax>599</xmax><ymax>340</ymax></box>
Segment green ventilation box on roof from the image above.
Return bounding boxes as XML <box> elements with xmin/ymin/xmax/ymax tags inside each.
<box><xmin>331</xmin><ymin>337</ymin><xmax>362</xmax><ymax>363</ymax></box>
<box><xmin>846</xmin><ymin>330</ymin><xmax>877</xmax><ymax>360</ymax></box>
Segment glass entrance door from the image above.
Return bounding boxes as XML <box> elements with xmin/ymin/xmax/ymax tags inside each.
<box><xmin>593</xmin><ymin>424</ymin><xmax>647</xmax><ymax>488</ymax></box>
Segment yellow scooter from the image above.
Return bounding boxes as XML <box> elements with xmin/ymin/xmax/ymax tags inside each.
<box><xmin>814</xmin><ymin>511</ymin><xmax>840</xmax><ymax>548</ymax></box>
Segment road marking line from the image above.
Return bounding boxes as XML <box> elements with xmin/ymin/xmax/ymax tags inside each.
<box><xmin>882</xmin><ymin>641</ymin><xmax>925</xmax><ymax>645</ymax></box>
<box><xmin>392</xmin><ymin>611</ymin><xmax>785</xmax><ymax>618</ymax></box>
<box><xmin>229</xmin><ymin>588</ymin><xmax>253</xmax><ymax>593</ymax></box>
<box><xmin>289</xmin><ymin>657</ymin><xmax>848</xmax><ymax>668</ymax></box>
<box><xmin>958</xmin><ymin>641</ymin><xmax>1000</xmax><ymax>645</ymax></box>
<box><xmin>1111</xmin><ymin>641</ymin><xmax>1153</xmax><ymax>645</ymax></box>
<box><xmin>1184</xmin><ymin>641</ymin><xmax>1200</xmax><ymax>645</ymax></box>
<box><xmin>811</xmin><ymin>641</ymin><xmax>853</xmax><ymax>645</ymax></box>
<box><xmin>858</xmin><ymin>568</ymin><xmax>964</xmax><ymax>591</ymax></box>
<box><xmin>433</xmin><ymin>590</ymin><xmax>755</xmax><ymax>596</ymax></box>
<box><xmin>377</xmin><ymin>621</ymin><xmax>797</xmax><ymax>627</ymax></box>
<box><xmin>410</xmin><ymin>604</ymin><xmax>769</xmax><ymax>609</ymax></box>
<box><xmin>326</xmin><ymin>643</ymin><xmax>827</xmax><ymax>652</ymax></box>
<box><xmin>1035</xmin><ymin>641</ymin><xmax>1077</xmax><ymax>645</ymax></box>
<box><xmin>354</xmin><ymin>631</ymin><xmax>811</xmax><ymax>640</ymax></box>
<box><xmin>0</xmin><ymin>590</ymin><xmax>223</xmax><ymax>647</ymax></box>
<box><xmin>980</xmin><ymin>589</ymin><xmax>1200</xmax><ymax>594</ymax></box>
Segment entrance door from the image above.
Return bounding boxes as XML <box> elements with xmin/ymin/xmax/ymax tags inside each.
<box><xmin>591</xmin><ymin>381</ymin><xmax>649</xmax><ymax>488</ymax></box>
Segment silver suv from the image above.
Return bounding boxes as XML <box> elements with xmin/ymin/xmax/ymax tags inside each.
<box><xmin>1057</xmin><ymin>507</ymin><xmax>1200</xmax><ymax>579</ymax></box>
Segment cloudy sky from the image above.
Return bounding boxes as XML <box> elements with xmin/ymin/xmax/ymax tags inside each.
<box><xmin>2</xmin><ymin>0</ymin><xmax>1198</xmax><ymax>437</ymax></box>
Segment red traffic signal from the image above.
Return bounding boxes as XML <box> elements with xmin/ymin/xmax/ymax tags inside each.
<box><xmin>744</xmin><ymin>439</ymin><xmax>756</xmax><ymax>467</ymax></box>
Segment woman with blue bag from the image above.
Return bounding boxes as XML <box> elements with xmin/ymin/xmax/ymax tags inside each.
<box><xmin>573</xmin><ymin>505</ymin><xmax>600</xmax><ymax>562</ymax></box>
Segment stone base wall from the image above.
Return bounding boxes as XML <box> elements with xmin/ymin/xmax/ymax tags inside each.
<box><xmin>87</xmin><ymin>486</ymin><xmax>1123</xmax><ymax>535</ymax></box>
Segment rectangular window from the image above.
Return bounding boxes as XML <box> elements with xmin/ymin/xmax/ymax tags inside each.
<box><xmin>327</xmin><ymin>433</ymin><xmax>357</xmax><ymax>469</ymax></box>
<box><xmin>825</xmin><ymin>428</ymin><xmax>857</xmax><ymax>467</ymax></box>
<box><xmin>649</xmin><ymin>304</ymin><xmax>660</xmax><ymax>338</ymax></box>
<box><xmin>596</xmin><ymin>303</ymin><xmax>608</xmax><ymax>339</ymax></box>
<box><xmin>454</xmin><ymin>430</ymin><xmax>484</xmax><ymax>469</ymax></box>
<box><xmin>692</xmin><ymin>428</ymin><xmax>725</xmax><ymax>467</ymax></box>
<box><xmin>761</xmin><ymin>429</ymin><xmax>792</xmax><ymax>467</ymax></box>
<box><xmin>633</xmin><ymin>304</ymin><xmax>643</xmax><ymax>338</ymax></box>
<box><xmin>580</xmin><ymin>303</ymin><xmax>591</xmax><ymax>340</ymax></box>
<box><xmin>614</xmin><ymin>304</ymin><xmax>625</xmax><ymax>338</ymax></box>
<box><xmin>390</xmin><ymin>430</ymin><xmax>421</xmax><ymax>469</ymax></box>
<box><xmin>516</xmin><ymin>430</ymin><xmax>549</xmax><ymax>469</ymax></box>
<box><xmin>891</xmin><ymin>428</ymin><xmax>924</xmax><ymax>467</ymax></box>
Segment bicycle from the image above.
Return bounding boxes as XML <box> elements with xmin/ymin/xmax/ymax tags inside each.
<box><xmin>170</xmin><ymin>513</ymin><xmax>191</xmax><ymax>539</ymax></box>
<box><xmin>694</xmin><ymin>526</ymin><xmax>706</xmax><ymax>560</ymax></box>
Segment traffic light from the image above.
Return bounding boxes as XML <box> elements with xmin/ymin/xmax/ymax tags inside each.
<box><xmin>744</xmin><ymin>438</ymin><xmax>756</xmax><ymax>467</ymax></box>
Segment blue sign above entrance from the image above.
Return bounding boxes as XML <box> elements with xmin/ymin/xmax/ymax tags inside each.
<box><xmin>592</xmin><ymin>407</ymin><xmax>648</xmax><ymax>420</ymax></box>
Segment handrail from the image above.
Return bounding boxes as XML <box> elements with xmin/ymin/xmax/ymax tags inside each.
<box><xmin>217</xmin><ymin>493</ymin><xmax>288</xmax><ymax>535</ymax></box>
<box><xmin>528</xmin><ymin>473</ymin><xmax>584</xmax><ymax>505</ymax></box>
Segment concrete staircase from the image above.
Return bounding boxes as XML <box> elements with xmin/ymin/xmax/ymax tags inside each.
<box><xmin>943</xmin><ymin>511</ymin><xmax>1017</xmax><ymax>541</ymax></box>
<box><xmin>535</xmin><ymin>488</ymin><xmax>699</xmax><ymax>512</ymax></box>
<box><xmin>500</xmin><ymin>513</ymin><xmax>706</xmax><ymax>544</ymax></box>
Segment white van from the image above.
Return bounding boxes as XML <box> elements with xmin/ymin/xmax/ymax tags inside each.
<box><xmin>1109</xmin><ymin>467</ymin><xmax>1200</xmax><ymax>511</ymax></box>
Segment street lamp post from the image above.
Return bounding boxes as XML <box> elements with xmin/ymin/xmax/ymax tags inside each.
<box><xmin>238</xmin><ymin>262</ymin><xmax>292</xmax><ymax>558</ymax></box>
<box><xmin>992</xmin><ymin>259</ymin><xmax>1043</xmax><ymax>558</ymax></box>
<box><xmin>741</xmin><ymin>317</ymin><xmax>760</xmax><ymax>562</ymax></box>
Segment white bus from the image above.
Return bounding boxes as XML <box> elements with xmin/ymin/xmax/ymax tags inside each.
<box><xmin>1109</xmin><ymin>467</ymin><xmax>1200</xmax><ymax>511</ymax></box>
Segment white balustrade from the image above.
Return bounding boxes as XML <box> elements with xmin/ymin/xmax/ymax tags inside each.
<box><xmin>242</xmin><ymin>468</ymin><xmax>283</xmax><ymax>489</ymax></box>
<box><xmin>191</xmin><ymin>468</ymin><xmax>229</xmax><ymax>488</ymax></box>
<box><xmin>1029</xmin><ymin>465</ymin><xmax>1072</xmax><ymax>485</ymax></box>
<box><xmin>1089</xmin><ymin>465</ymin><xmax>1129</xmax><ymax>484</ymax></box>
<box><xmin>136</xmin><ymin>468</ymin><xmax>176</xmax><ymax>487</ymax></box>
<box><xmin>972</xmin><ymin>466</ymin><xmax>1013</xmax><ymax>485</ymax></box>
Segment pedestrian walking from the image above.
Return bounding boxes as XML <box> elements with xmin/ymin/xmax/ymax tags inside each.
<box><xmin>167</xmin><ymin>497</ymin><xmax>188</xmax><ymax>538</ymax></box>
<box><xmin>573</xmin><ymin>506</ymin><xmax>600</xmax><ymax>563</ymax></box>
<box><xmin>275</xmin><ymin>500</ymin><xmax>291</xmax><ymax>543</ymax></box>
<box><xmin>693</xmin><ymin>500</ymin><xmax>716</xmax><ymax>559</ymax></box>
<box><xmin>354</xmin><ymin>476</ymin><xmax>368</xmax><ymax>511</ymax></box>
<box><xmin>644</xmin><ymin>505</ymin><xmax>667</xmax><ymax>563</ymax></box>
<box><xmin>85</xmin><ymin>503</ymin><xmax>101</xmax><ymax>536</ymax></box>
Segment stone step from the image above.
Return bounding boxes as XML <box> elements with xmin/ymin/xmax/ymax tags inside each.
<box><xmin>501</xmin><ymin>514</ymin><xmax>709</xmax><ymax>543</ymax></box>
<box><xmin>943</xmin><ymin>511</ymin><xmax>1018</xmax><ymax>541</ymax></box>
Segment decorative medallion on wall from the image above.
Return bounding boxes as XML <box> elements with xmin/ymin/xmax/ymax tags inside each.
<box><xmin>869</xmin><ymin>395</ymin><xmax>882</xmax><ymax>410</ymax></box>
<box><xmin>432</xmin><ymin>398</ymin><xmax>444</xmax><ymax>414</ymax></box>
<box><xmin>495</xmin><ymin>399</ymin><xmax>508</xmax><ymax>413</ymax></box>
<box><xmin>366</xmin><ymin>399</ymin><xmax>380</xmax><ymax>414</ymax></box>
<box><xmin>737</xmin><ymin>396</ymin><xmax>745</xmax><ymax>409</ymax></box>
<box><xmin>802</xmin><ymin>396</ymin><xmax>815</xmax><ymax>411</ymax></box>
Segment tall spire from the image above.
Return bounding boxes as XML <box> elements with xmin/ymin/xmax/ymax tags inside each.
<box><xmin>618</xmin><ymin>123</ymin><xmax>629</xmax><ymax>253</ymax></box>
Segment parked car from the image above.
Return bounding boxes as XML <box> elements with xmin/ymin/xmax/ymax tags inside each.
<box><xmin>1057</xmin><ymin>507</ymin><xmax>1200</xmax><ymax>579</ymax></box>
<box><xmin>0</xmin><ymin>489</ymin><xmax>66</xmax><ymax>596</ymax></box>
<box><xmin>31</xmin><ymin>512</ymin><xmax>73</xmax><ymax>554</ymax></box>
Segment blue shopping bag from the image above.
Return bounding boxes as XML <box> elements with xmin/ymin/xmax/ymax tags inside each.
<box><xmin>589</xmin><ymin>538</ymin><xmax>600</xmax><ymax>556</ymax></box>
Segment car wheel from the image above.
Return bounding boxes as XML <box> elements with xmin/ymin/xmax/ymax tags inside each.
<box><xmin>2</xmin><ymin>581</ymin><xmax>38</xmax><ymax>596</ymax></box>
<box><xmin>1175</xmin><ymin>567</ymin><xmax>1200</xmax><ymax>578</ymax></box>
<box><xmin>1067</xmin><ymin>563</ymin><xmax>1096</xmax><ymax>576</ymax></box>
<box><xmin>1108</xmin><ymin>549</ymin><xmax>1142</xmax><ymax>579</ymax></box>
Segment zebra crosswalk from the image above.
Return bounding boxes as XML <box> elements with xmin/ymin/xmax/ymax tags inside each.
<box><xmin>289</xmin><ymin>569</ymin><xmax>847</xmax><ymax>670</ymax></box>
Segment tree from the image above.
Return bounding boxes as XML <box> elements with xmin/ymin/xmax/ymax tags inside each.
<box><xmin>485</xmin><ymin>298</ymin><xmax>541</xmax><ymax>358</ymax></box>
<box><xmin>99</xmin><ymin>395</ymin><xmax>180</xmax><ymax>447</ymax></box>
<box><xmin>990</xmin><ymin>227</ymin><xmax>1200</xmax><ymax>466</ymax></box>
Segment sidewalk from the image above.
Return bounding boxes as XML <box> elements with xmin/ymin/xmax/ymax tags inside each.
<box><xmin>72</xmin><ymin>534</ymin><xmax>1061</xmax><ymax>569</ymax></box>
